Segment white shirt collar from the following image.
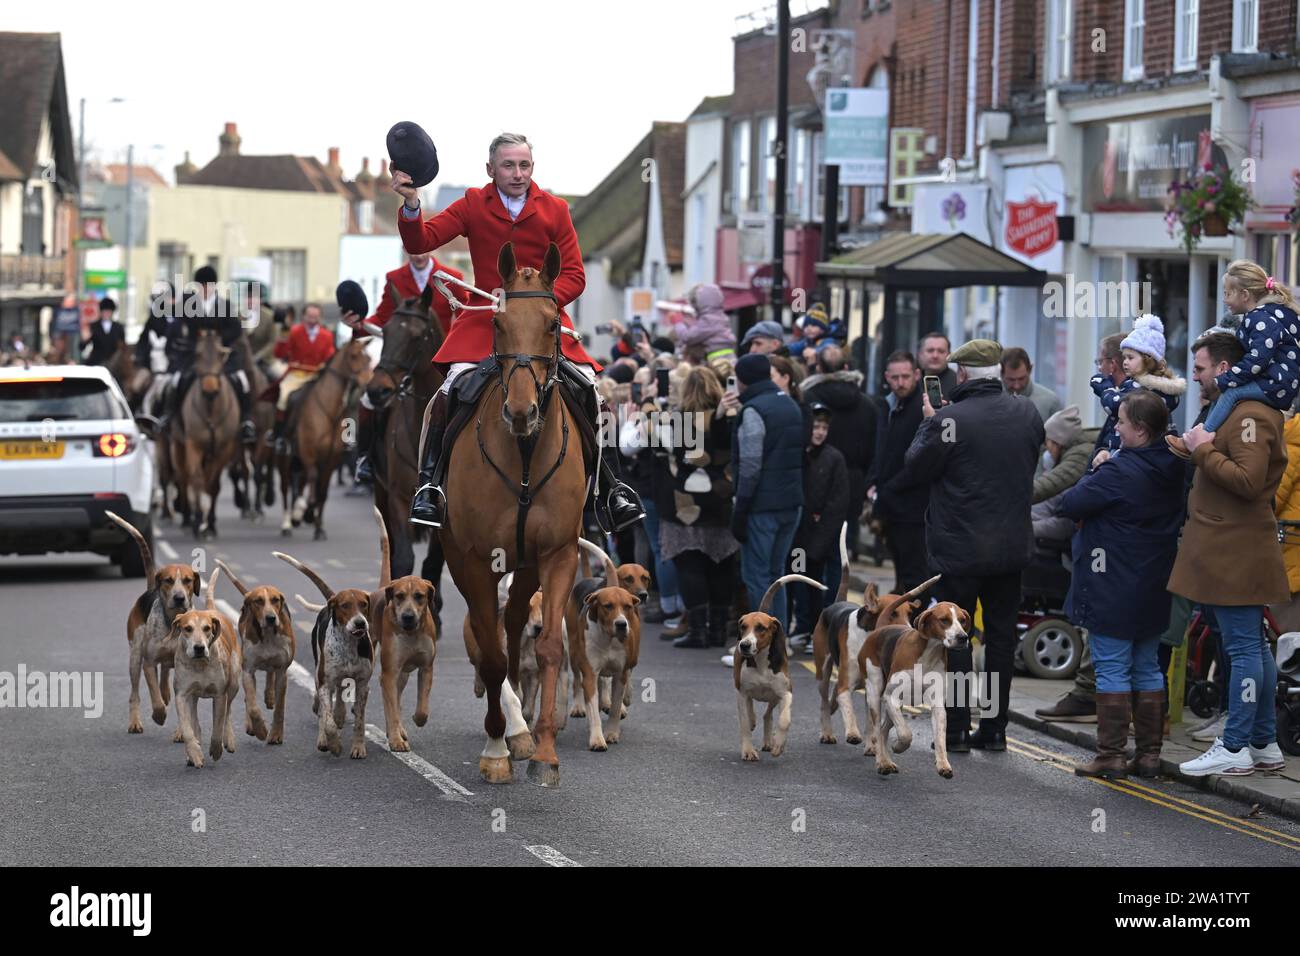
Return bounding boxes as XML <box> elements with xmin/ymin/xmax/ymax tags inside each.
<box><xmin>100</xmin><ymin>318</ymin><xmax>113</xmax><ymax>331</ymax></box>
<box><xmin>497</xmin><ymin>187</ymin><xmax>526</xmax><ymax>220</ymax></box>
<box><xmin>409</xmin><ymin>258</ymin><xmax>434</xmax><ymax>290</ymax></box>
<box><xmin>203</xmin><ymin>292</ymin><xmax>217</xmax><ymax>315</ymax></box>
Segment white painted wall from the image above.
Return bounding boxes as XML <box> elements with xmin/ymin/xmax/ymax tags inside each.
<box><xmin>683</xmin><ymin>114</ymin><xmax>724</xmax><ymax>287</ymax></box>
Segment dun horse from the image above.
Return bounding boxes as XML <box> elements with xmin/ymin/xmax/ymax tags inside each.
<box><xmin>363</xmin><ymin>283</ymin><xmax>448</xmax><ymax>591</ymax></box>
<box><xmin>171</xmin><ymin>330</ymin><xmax>239</xmax><ymax>539</ymax></box>
<box><xmin>276</xmin><ymin>337</ymin><xmax>371</xmax><ymax>540</ymax></box>
<box><xmin>440</xmin><ymin>242</ymin><xmax>586</xmax><ymax>787</ymax></box>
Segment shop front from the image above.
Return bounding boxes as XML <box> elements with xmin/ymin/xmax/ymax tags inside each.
<box><xmin>1245</xmin><ymin>94</ymin><xmax>1300</xmax><ymax>290</ymax></box>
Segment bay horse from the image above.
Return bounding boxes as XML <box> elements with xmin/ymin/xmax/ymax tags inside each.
<box><xmin>171</xmin><ymin>330</ymin><xmax>239</xmax><ymax>539</ymax></box>
<box><xmin>364</xmin><ymin>283</ymin><xmax>448</xmax><ymax>592</ymax></box>
<box><xmin>276</xmin><ymin>337</ymin><xmax>371</xmax><ymax>540</ymax></box>
<box><xmin>439</xmin><ymin>241</ymin><xmax>586</xmax><ymax>787</ymax></box>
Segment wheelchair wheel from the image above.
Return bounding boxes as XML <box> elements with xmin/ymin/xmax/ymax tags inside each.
<box><xmin>1185</xmin><ymin>680</ymin><xmax>1219</xmax><ymax>720</ymax></box>
<box><xmin>1021</xmin><ymin>619</ymin><xmax>1082</xmax><ymax>680</ymax></box>
<box><xmin>1278</xmin><ymin>702</ymin><xmax>1300</xmax><ymax>757</ymax></box>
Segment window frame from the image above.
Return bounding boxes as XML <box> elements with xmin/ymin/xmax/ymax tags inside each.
<box><xmin>1123</xmin><ymin>0</ymin><xmax>1146</xmax><ymax>81</ymax></box>
<box><xmin>1174</xmin><ymin>0</ymin><xmax>1199</xmax><ymax>73</ymax></box>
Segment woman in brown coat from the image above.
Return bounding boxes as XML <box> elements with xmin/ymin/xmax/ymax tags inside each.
<box><xmin>1169</xmin><ymin>330</ymin><xmax>1289</xmax><ymax>777</ymax></box>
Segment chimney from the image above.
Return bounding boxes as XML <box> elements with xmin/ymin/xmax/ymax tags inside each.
<box><xmin>378</xmin><ymin>158</ymin><xmax>390</xmax><ymax>180</ymax></box>
<box><xmin>174</xmin><ymin>150</ymin><xmax>198</xmax><ymax>184</ymax></box>
<box><xmin>218</xmin><ymin>122</ymin><xmax>241</xmax><ymax>157</ymax></box>
<box><xmin>327</xmin><ymin>147</ymin><xmax>340</xmax><ymax>173</ymax></box>
<box><xmin>356</xmin><ymin>156</ymin><xmax>373</xmax><ymax>182</ymax></box>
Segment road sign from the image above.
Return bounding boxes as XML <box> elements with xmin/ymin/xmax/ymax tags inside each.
<box><xmin>85</xmin><ymin>270</ymin><xmax>126</xmax><ymax>289</ymax></box>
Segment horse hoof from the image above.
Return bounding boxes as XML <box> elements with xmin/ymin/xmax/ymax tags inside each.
<box><xmin>526</xmin><ymin>759</ymin><xmax>561</xmax><ymax>788</ymax></box>
<box><xmin>280</xmin><ymin>528</ymin><xmax>292</xmax><ymax>538</ymax></box>
<box><xmin>479</xmin><ymin>755</ymin><xmax>513</xmax><ymax>784</ymax></box>
<box><xmin>314</xmin><ymin>528</ymin><xmax>327</xmax><ymax>541</ymax></box>
<box><xmin>506</xmin><ymin>731</ymin><xmax>535</xmax><ymax>761</ymax></box>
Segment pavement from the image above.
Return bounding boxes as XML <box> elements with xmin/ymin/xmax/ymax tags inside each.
<box><xmin>2</xmin><ymin>486</ymin><xmax>1300</xmax><ymax>866</ymax></box>
<box><xmin>846</xmin><ymin>557</ymin><xmax>1300</xmax><ymax>822</ymax></box>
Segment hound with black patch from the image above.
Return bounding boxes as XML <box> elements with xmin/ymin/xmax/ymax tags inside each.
<box><xmin>274</xmin><ymin>551</ymin><xmax>374</xmax><ymax>758</ymax></box>
<box><xmin>214</xmin><ymin>559</ymin><xmax>294</xmax><ymax>745</ymax></box>
<box><xmin>812</xmin><ymin>564</ymin><xmax>940</xmax><ymax>746</ymax></box>
<box><xmin>169</xmin><ymin>566</ymin><xmax>241</xmax><ymax>768</ymax></box>
<box><xmin>859</xmin><ymin>600</ymin><xmax>971</xmax><ymax>778</ymax></box>
<box><xmin>567</xmin><ymin>539</ymin><xmax>640</xmax><ymax>750</ymax></box>
<box><xmin>735</xmin><ymin>574</ymin><xmax>826</xmax><ymax>761</ymax></box>
<box><xmin>108</xmin><ymin>511</ymin><xmax>199</xmax><ymax>734</ymax></box>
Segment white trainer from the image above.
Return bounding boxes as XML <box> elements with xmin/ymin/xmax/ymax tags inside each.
<box><xmin>1178</xmin><ymin>738</ymin><xmax>1254</xmax><ymax>777</ymax></box>
<box><xmin>1186</xmin><ymin>710</ymin><xmax>1222</xmax><ymax>734</ymax></box>
<box><xmin>1191</xmin><ymin>714</ymin><xmax>1226</xmax><ymax>742</ymax></box>
<box><xmin>1249</xmin><ymin>741</ymin><xmax>1286</xmax><ymax>771</ymax></box>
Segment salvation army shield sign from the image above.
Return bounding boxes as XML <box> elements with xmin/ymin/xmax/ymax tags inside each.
<box><xmin>1005</xmin><ymin>198</ymin><xmax>1058</xmax><ymax>259</ymax></box>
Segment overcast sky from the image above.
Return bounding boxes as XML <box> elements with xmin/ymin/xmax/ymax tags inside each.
<box><xmin>11</xmin><ymin>0</ymin><xmax>756</xmax><ymax>198</ymax></box>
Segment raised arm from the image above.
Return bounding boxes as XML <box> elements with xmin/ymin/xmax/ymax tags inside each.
<box><xmin>397</xmin><ymin>195</ymin><xmax>470</xmax><ymax>256</ymax></box>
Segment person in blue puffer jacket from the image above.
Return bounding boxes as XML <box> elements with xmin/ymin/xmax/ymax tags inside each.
<box><xmin>1170</xmin><ymin>259</ymin><xmax>1300</xmax><ymax>459</ymax></box>
<box><xmin>1089</xmin><ymin>313</ymin><xmax>1186</xmax><ymax>466</ymax></box>
<box><xmin>1061</xmin><ymin>390</ymin><xmax>1185</xmax><ymax>780</ymax></box>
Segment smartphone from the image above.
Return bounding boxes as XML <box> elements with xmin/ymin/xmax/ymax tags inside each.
<box><xmin>725</xmin><ymin>374</ymin><xmax>739</xmax><ymax>417</ymax></box>
<box><xmin>594</xmin><ymin>323</ymin><xmax>614</xmax><ymax>335</ymax></box>
<box><xmin>631</xmin><ymin>382</ymin><xmax>642</xmax><ymax>403</ymax></box>
<box><xmin>656</xmin><ymin>367</ymin><xmax>670</xmax><ymax>398</ymax></box>
<box><xmin>924</xmin><ymin>375</ymin><xmax>943</xmax><ymax>409</ymax></box>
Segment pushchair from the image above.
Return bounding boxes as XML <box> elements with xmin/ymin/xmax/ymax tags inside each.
<box><xmin>1277</xmin><ymin>632</ymin><xmax>1300</xmax><ymax>756</ymax></box>
<box><xmin>1016</xmin><ymin>537</ymin><xmax>1082</xmax><ymax>680</ymax></box>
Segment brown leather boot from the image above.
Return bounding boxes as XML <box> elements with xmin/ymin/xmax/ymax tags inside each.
<box><xmin>1127</xmin><ymin>690</ymin><xmax>1164</xmax><ymax>778</ymax></box>
<box><xmin>1165</xmin><ymin>434</ymin><xmax>1191</xmax><ymax>460</ymax></box>
<box><xmin>1075</xmin><ymin>691</ymin><xmax>1131</xmax><ymax>779</ymax></box>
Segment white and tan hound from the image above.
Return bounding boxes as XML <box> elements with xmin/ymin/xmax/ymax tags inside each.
<box><xmin>169</xmin><ymin>566</ymin><xmax>241</xmax><ymax>768</ymax></box>
<box><xmin>214</xmin><ymin>559</ymin><xmax>294</xmax><ymax>745</ymax></box>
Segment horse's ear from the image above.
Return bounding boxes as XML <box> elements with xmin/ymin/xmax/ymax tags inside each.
<box><xmin>498</xmin><ymin>242</ymin><xmax>517</xmax><ymax>285</ymax></box>
<box><xmin>420</xmin><ymin>281</ymin><xmax>435</xmax><ymax>312</ymax></box>
<box><xmin>542</xmin><ymin>242</ymin><xmax>561</xmax><ymax>288</ymax></box>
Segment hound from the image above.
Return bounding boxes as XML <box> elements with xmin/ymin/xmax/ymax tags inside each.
<box><xmin>108</xmin><ymin>511</ymin><xmax>199</xmax><ymax>734</ymax></box>
<box><xmin>812</xmin><ymin>559</ymin><xmax>941</xmax><ymax>746</ymax></box>
<box><xmin>214</xmin><ymin>559</ymin><xmax>294</xmax><ymax>745</ymax></box>
<box><xmin>735</xmin><ymin>574</ymin><xmax>825</xmax><ymax>761</ymax></box>
<box><xmin>575</xmin><ymin>539</ymin><xmax>651</xmax><ymax>716</ymax></box>
<box><xmin>170</xmin><ymin>566</ymin><xmax>241</xmax><ymax>768</ymax></box>
<box><xmin>567</xmin><ymin>539</ymin><xmax>640</xmax><ymax>750</ymax></box>
<box><xmin>274</xmin><ymin>551</ymin><xmax>374</xmax><ymax>758</ymax></box>
<box><xmin>859</xmin><ymin>600</ymin><xmax>971</xmax><ymax>778</ymax></box>
<box><xmin>369</xmin><ymin>506</ymin><xmax>438</xmax><ymax>752</ymax></box>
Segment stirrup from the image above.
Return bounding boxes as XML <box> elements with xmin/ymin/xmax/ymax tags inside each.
<box><xmin>411</xmin><ymin>482</ymin><xmax>447</xmax><ymax>528</ymax></box>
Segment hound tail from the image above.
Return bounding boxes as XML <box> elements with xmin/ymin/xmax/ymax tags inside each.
<box><xmin>205</xmin><ymin>564</ymin><xmax>222</xmax><ymax>611</ymax></box>
<box><xmin>874</xmin><ymin>574</ymin><xmax>942</xmax><ymax>628</ymax></box>
<box><xmin>272</xmin><ymin>551</ymin><xmax>334</xmax><ymax>600</ymax></box>
<box><xmin>836</xmin><ymin>522</ymin><xmax>850</xmax><ymax>603</ymax></box>
<box><xmin>214</xmin><ymin>559</ymin><xmax>249</xmax><ymax>597</ymax></box>
<box><xmin>578</xmin><ymin>537</ymin><xmax>619</xmax><ymax>585</ymax></box>
<box><xmin>758</xmin><ymin>574</ymin><xmax>826</xmax><ymax>616</ymax></box>
<box><xmin>105</xmin><ymin>511</ymin><xmax>155</xmax><ymax>584</ymax></box>
<box><xmin>372</xmin><ymin>505</ymin><xmax>392</xmax><ymax>587</ymax></box>
<box><xmin>295</xmin><ymin>593</ymin><xmax>325</xmax><ymax>614</ymax></box>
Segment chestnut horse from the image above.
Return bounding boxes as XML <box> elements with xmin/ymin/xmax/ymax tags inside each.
<box><xmin>438</xmin><ymin>241</ymin><xmax>586</xmax><ymax>787</ymax></box>
<box><xmin>364</xmin><ymin>283</ymin><xmax>447</xmax><ymax>591</ymax></box>
<box><xmin>276</xmin><ymin>337</ymin><xmax>371</xmax><ymax>540</ymax></box>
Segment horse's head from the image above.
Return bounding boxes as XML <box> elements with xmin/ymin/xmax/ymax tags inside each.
<box><xmin>368</xmin><ymin>283</ymin><xmax>439</xmax><ymax>405</ymax></box>
<box><xmin>194</xmin><ymin>330</ymin><xmax>230</xmax><ymax>396</ymax></box>
<box><xmin>494</xmin><ymin>241</ymin><xmax>562</xmax><ymax>438</ymax></box>
<box><xmin>340</xmin><ymin>337</ymin><xmax>373</xmax><ymax>389</ymax></box>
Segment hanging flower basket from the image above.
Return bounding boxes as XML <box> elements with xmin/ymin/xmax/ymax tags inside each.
<box><xmin>1165</xmin><ymin>164</ymin><xmax>1252</xmax><ymax>254</ymax></box>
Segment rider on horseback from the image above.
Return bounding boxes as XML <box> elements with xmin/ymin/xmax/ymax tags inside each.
<box><xmin>391</xmin><ymin>132</ymin><xmax>644</xmax><ymax>533</ymax></box>
<box><xmin>343</xmin><ymin>251</ymin><xmax>468</xmax><ymax>484</ymax></box>
<box><xmin>268</xmin><ymin>303</ymin><xmax>336</xmax><ymax>455</ymax></box>
<box><xmin>162</xmin><ymin>266</ymin><xmax>257</xmax><ymax>444</ymax></box>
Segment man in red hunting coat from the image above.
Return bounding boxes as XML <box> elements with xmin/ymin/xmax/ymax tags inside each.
<box><xmin>268</xmin><ymin>302</ymin><xmax>336</xmax><ymax>452</ymax></box>
<box><xmin>391</xmin><ymin>131</ymin><xmax>643</xmax><ymax>531</ymax></box>
<box><xmin>342</xmin><ymin>251</ymin><xmax>469</xmax><ymax>483</ymax></box>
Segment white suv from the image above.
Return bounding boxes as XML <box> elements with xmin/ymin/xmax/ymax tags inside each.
<box><xmin>0</xmin><ymin>365</ymin><xmax>155</xmax><ymax>576</ymax></box>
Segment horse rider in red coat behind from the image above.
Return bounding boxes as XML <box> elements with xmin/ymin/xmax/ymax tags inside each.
<box><xmin>341</xmin><ymin>250</ymin><xmax>469</xmax><ymax>484</ymax></box>
<box><xmin>268</xmin><ymin>302</ymin><xmax>336</xmax><ymax>453</ymax></box>
<box><xmin>390</xmin><ymin>131</ymin><xmax>644</xmax><ymax>532</ymax></box>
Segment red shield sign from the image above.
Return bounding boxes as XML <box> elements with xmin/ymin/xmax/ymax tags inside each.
<box><xmin>1005</xmin><ymin>198</ymin><xmax>1058</xmax><ymax>259</ymax></box>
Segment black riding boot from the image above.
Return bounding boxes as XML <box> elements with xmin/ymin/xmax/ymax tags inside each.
<box><xmin>411</xmin><ymin>390</ymin><xmax>450</xmax><ymax>528</ymax></box>
<box><xmin>230</xmin><ymin>373</ymin><xmax>256</xmax><ymax>444</ymax></box>
<box><xmin>673</xmin><ymin>606</ymin><xmax>710</xmax><ymax>649</ymax></box>
<box><xmin>707</xmin><ymin>604</ymin><xmax>731</xmax><ymax>648</ymax></box>
<box><xmin>354</xmin><ymin>403</ymin><xmax>377</xmax><ymax>484</ymax></box>
<box><xmin>163</xmin><ymin>370</ymin><xmax>193</xmax><ymax>428</ymax></box>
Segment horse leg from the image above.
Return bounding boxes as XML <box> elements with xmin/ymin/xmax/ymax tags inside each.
<box><xmin>278</xmin><ymin>456</ymin><xmax>294</xmax><ymax>536</ymax></box>
<box><xmin>528</xmin><ymin>545</ymin><xmax>579</xmax><ymax>787</ymax></box>
<box><xmin>312</xmin><ymin>460</ymin><xmax>331</xmax><ymax>541</ymax></box>
<box><xmin>504</xmin><ymin>570</ymin><xmax>539</xmax><ymax>760</ymax></box>
<box><xmin>463</xmin><ymin>562</ymin><xmax>512</xmax><ymax>784</ymax></box>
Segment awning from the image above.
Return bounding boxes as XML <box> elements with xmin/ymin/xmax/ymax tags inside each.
<box><xmin>816</xmin><ymin>232</ymin><xmax>1047</xmax><ymax>288</ymax></box>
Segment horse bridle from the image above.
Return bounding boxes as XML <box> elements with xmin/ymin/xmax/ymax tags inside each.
<box><xmin>491</xmin><ymin>288</ymin><xmax>562</xmax><ymax>410</ymax></box>
<box><xmin>375</xmin><ymin>304</ymin><xmax>439</xmax><ymax>404</ymax></box>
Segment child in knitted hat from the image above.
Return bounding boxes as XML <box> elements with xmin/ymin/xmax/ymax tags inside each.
<box><xmin>1168</xmin><ymin>259</ymin><xmax>1300</xmax><ymax>459</ymax></box>
<box><xmin>1090</xmin><ymin>314</ymin><xmax>1186</xmax><ymax>464</ymax></box>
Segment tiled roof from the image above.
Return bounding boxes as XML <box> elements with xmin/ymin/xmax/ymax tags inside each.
<box><xmin>99</xmin><ymin>164</ymin><xmax>169</xmax><ymax>186</ymax></box>
<box><xmin>0</xmin><ymin>32</ymin><xmax>77</xmax><ymax>192</ymax></box>
<box><xmin>689</xmin><ymin>93</ymin><xmax>733</xmax><ymax>118</ymax></box>
<box><xmin>648</xmin><ymin>121</ymin><xmax>686</xmax><ymax>268</ymax></box>
<box><xmin>570</xmin><ymin>131</ymin><xmax>652</xmax><ymax>286</ymax></box>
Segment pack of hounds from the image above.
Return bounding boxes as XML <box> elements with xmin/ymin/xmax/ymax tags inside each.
<box><xmin>107</xmin><ymin>511</ymin><xmax>972</xmax><ymax>779</ymax></box>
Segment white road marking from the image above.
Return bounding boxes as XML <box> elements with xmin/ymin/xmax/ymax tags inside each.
<box><xmin>157</xmin><ymin>539</ymin><xmax>179</xmax><ymax>561</ymax></box>
<box><xmin>325</xmin><ymin>558</ymin><xmax>346</xmax><ymax>570</ymax></box>
<box><xmin>525</xmin><ymin>845</ymin><xmax>581</xmax><ymax>867</ymax></box>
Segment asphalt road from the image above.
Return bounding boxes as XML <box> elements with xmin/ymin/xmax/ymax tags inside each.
<box><xmin>3</xmin><ymin>483</ymin><xmax>1300</xmax><ymax>867</ymax></box>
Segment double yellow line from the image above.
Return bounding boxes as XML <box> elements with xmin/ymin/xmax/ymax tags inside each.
<box><xmin>795</xmin><ymin>660</ymin><xmax>1300</xmax><ymax>852</ymax></box>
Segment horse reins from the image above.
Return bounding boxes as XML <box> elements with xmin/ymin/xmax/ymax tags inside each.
<box><xmin>476</xmin><ymin>286</ymin><xmax>570</xmax><ymax>570</ymax></box>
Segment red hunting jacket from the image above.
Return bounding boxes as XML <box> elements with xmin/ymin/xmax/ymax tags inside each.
<box><xmin>352</xmin><ymin>259</ymin><xmax>469</xmax><ymax>339</ymax></box>
<box><xmin>274</xmin><ymin>323</ymin><xmax>336</xmax><ymax>373</ymax></box>
<box><xmin>397</xmin><ymin>182</ymin><xmax>599</xmax><ymax>369</ymax></box>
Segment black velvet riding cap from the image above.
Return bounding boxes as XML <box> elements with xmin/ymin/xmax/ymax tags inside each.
<box><xmin>336</xmin><ymin>280</ymin><xmax>369</xmax><ymax>319</ymax></box>
<box><xmin>386</xmin><ymin>121</ymin><xmax>440</xmax><ymax>188</ymax></box>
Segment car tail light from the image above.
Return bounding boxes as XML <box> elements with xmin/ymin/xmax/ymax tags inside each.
<box><xmin>94</xmin><ymin>432</ymin><xmax>136</xmax><ymax>457</ymax></box>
